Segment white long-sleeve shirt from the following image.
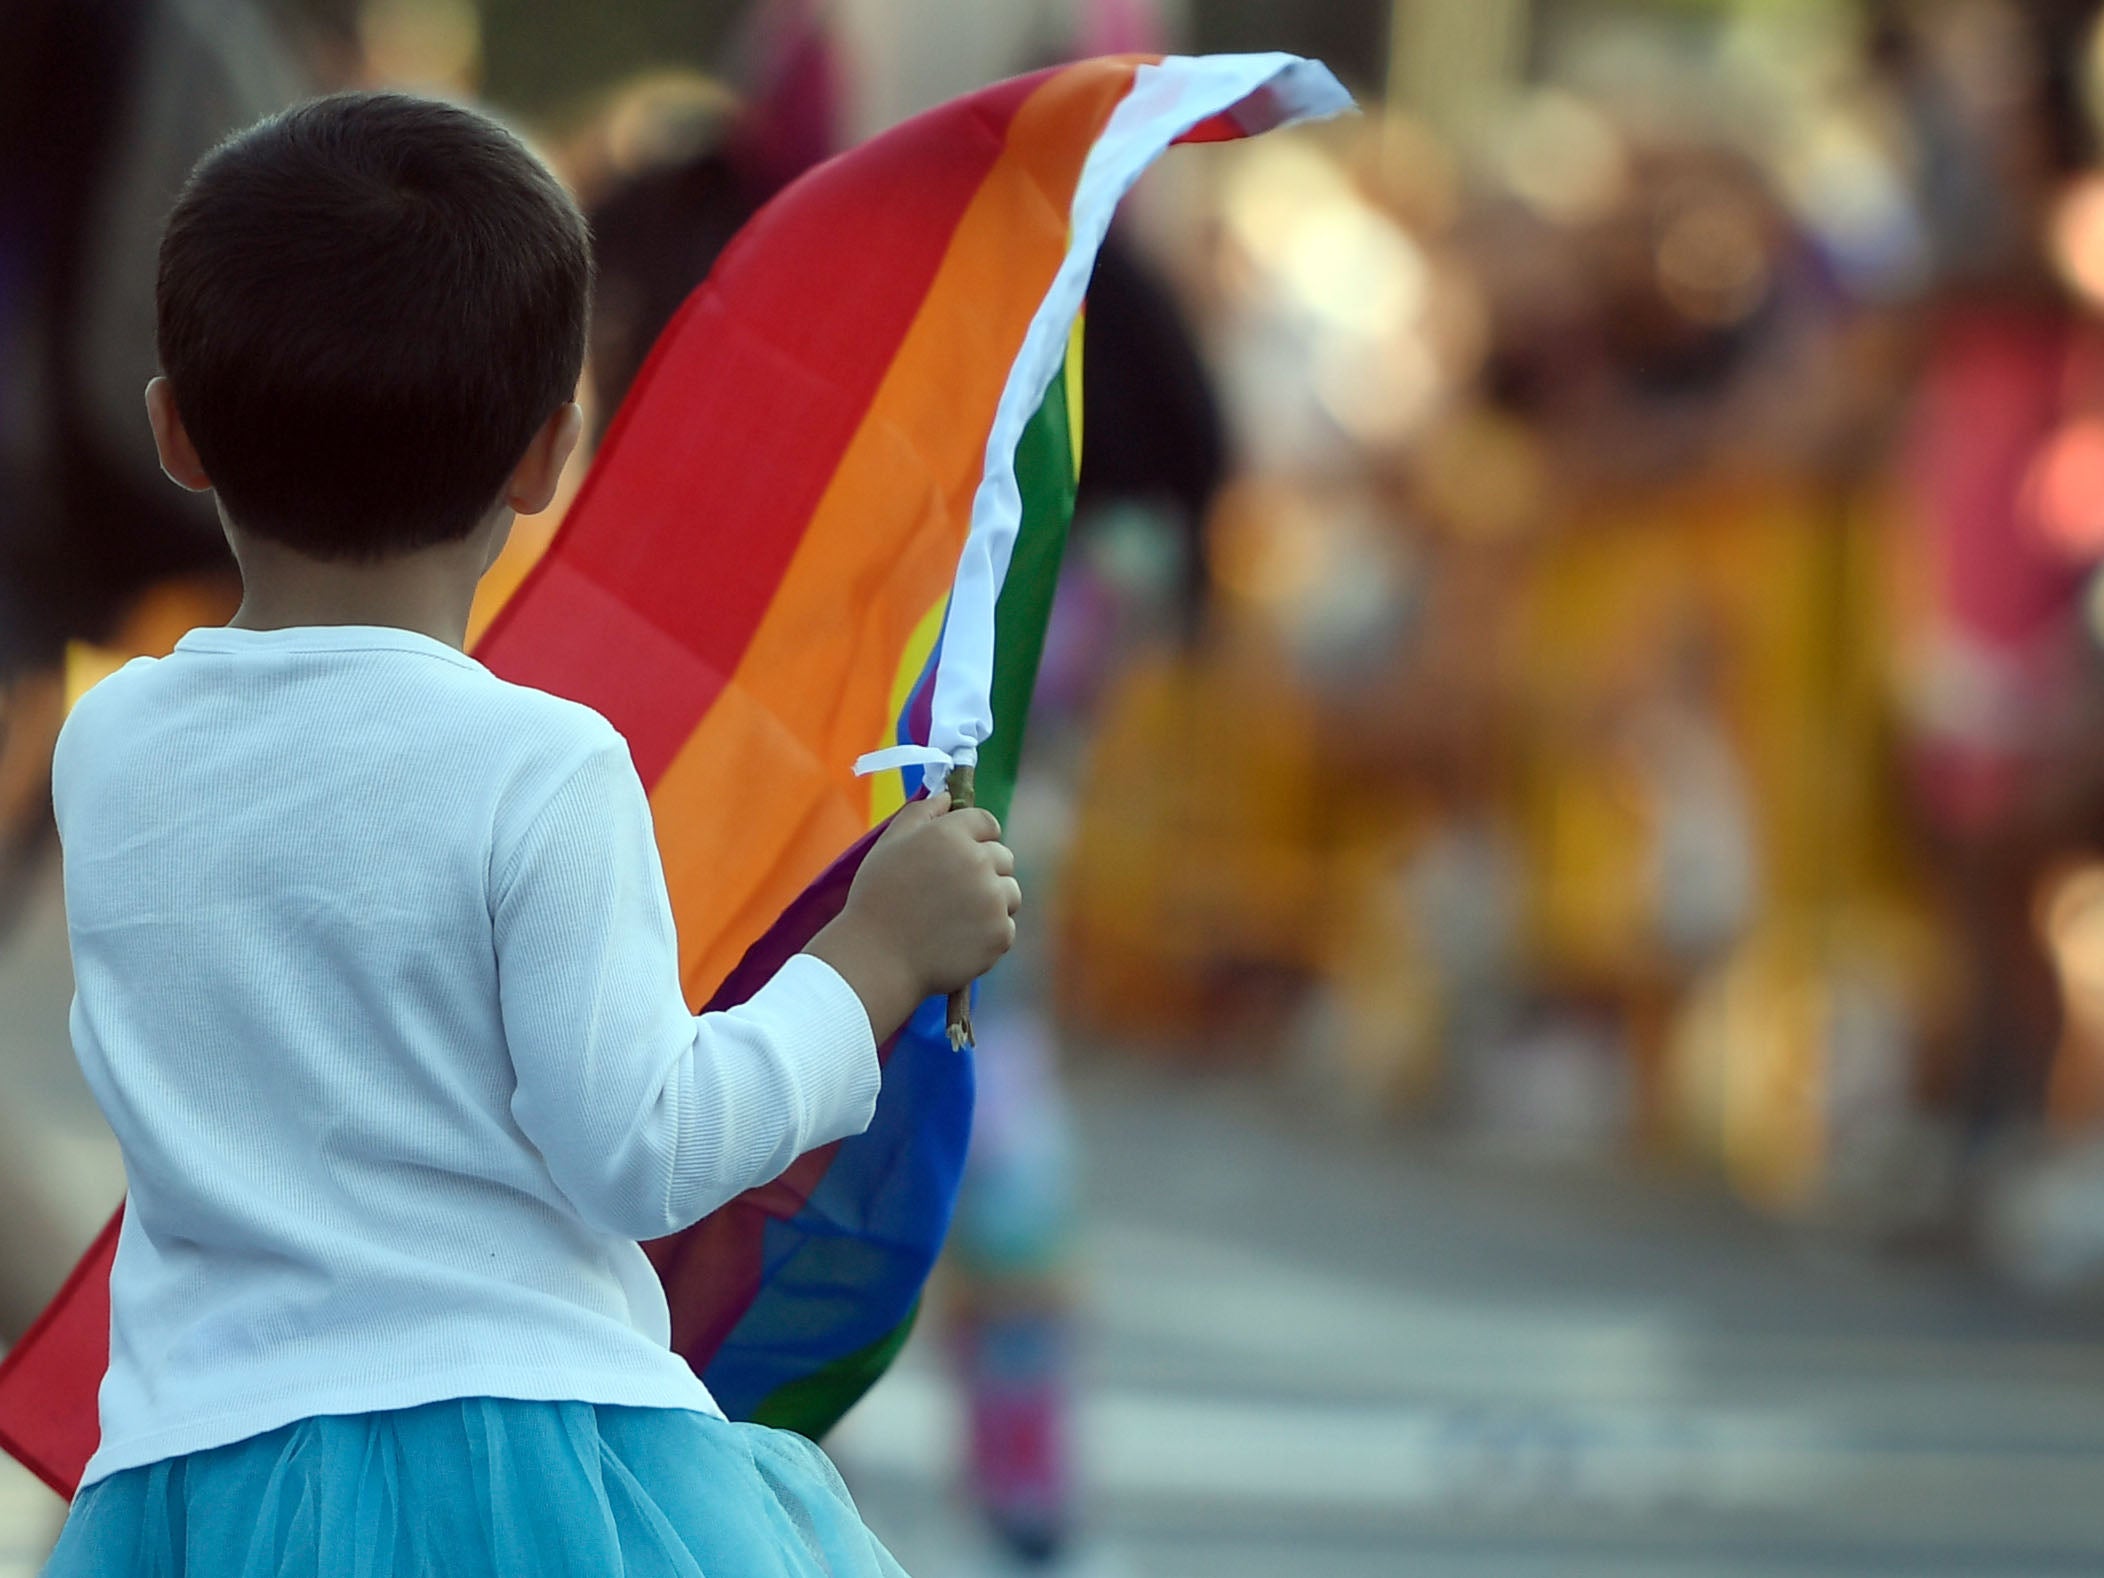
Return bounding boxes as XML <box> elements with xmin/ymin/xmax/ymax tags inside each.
<box><xmin>53</xmin><ymin>623</ymin><xmax>880</xmax><ymax>1486</ymax></box>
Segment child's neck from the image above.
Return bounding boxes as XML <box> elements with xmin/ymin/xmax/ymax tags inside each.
<box><xmin>226</xmin><ymin>522</ymin><xmax>501</xmax><ymax>652</ymax></box>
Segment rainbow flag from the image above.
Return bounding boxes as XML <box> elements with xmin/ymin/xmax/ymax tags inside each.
<box><xmin>0</xmin><ymin>52</ymin><xmax>1347</xmax><ymax>1494</ymax></box>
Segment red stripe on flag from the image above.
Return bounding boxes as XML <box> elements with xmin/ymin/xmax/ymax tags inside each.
<box><xmin>1176</xmin><ymin>110</ymin><xmax>1246</xmax><ymax>142</ymax></box>
<box><xmin>477</xmin><ymin>71</ymin><xmax>1056</xmax><ymax>784</ymax></box>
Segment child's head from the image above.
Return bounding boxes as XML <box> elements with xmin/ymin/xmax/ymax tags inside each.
<box><xmin>153</xmin><ymin>91</ymin><xmax>592</xmax><ymax>563</ymax></box>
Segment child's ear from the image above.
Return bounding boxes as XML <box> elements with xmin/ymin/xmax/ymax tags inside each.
<box><xmin>506</xmin><ymin>402</ymin><xmax>583</xmax><ymax>516</ymax></box>
<box><xmin>144</xmin><ymin>378</ymin><xmax>212</xmax><ymax>492</ymax></box>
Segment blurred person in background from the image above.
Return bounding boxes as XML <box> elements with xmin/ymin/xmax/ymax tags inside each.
<box><xmin>1485</xmin><ymin>129</ymin><xmax>1852</xmax><ymax>1171</ymax></box>
<box><xmin>1886</xmin><ymin>0</ymin><xmax>2104</xmax><ymax>1161</ymax></box>
<box><xmin>947</xmin><ymin>140</ymin><xmax>1227</xmax><ymax>1575</ymax></box>
<box><xmin>0</xmin><ymin>0</ymin><xmax>310</xmax><ymax>1343</ymax></box>
<box><xmin>0</xmin><ymin>0</ymin><xmax>333</xmax><ymax>689</ymax></box>
<box><xmin>1859</xmin><ymin>0</ymin><xmax>2104</xmax><ymax>1279</ymax></box>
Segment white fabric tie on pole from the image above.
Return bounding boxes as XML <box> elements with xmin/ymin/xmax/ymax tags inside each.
<box><xmin>852</xmin><ymin>743</ymin><xmax>963</xmax><ymax>800</ymax></box>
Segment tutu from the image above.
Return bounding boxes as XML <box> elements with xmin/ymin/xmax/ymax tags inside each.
<box><xmin>42</xmin><ymin>1397</ymin><xmax>909</xmax><ymax>1577</ymax></box>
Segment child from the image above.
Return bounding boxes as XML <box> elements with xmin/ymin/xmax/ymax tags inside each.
<box><xmin>41</xmin><ymin>90</ymin><xmax>1019</xmax><ymax>1576</ymax></box>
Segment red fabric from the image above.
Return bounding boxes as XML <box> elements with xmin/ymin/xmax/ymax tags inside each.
<box><xmin>0</xmin><ymin>1208</ymin><xmax>119</xmax><ymax>1496</ymax></box>
<box><xmin>1904</xmin><ymin>305</ymin><xmax>2090</xmax><ymax>831</ymax></box>
<box><xmin>1175</xmin><ymin>109</ymin><xmax>1246</xmax><ymax>143</ymax></box>
<box><xmin>1909</xmin><ymin>306</ymin><xmax>2083</xmax><ymax>649</ymax></box>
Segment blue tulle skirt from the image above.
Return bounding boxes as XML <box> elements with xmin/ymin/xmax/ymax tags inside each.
<box><xmin>42</xmin><ymin>1397</ymin><xmax>909</xmax><ymax>1576</ymax></box>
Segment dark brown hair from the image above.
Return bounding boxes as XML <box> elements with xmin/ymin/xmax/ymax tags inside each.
<box><xmin>155</xmin><ymin>91</ymin><xmax>592</xmax><ymax>560</ymax></box>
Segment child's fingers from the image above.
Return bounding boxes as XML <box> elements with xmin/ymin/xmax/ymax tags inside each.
<box><xmin>945</xmin><ymin>807</ymin><xmax>1001</xmax><ymax>842</ymax></box>
<box><xmin>884</xmin><ymin>793</ymin><xmax>948</xmax><ymax>838</ymax></box>
<box><xmin>988</xmin><ymin>841</ymin><xmax>1016</xmax><ymax>877</ymax></box>
<box><xmin>1000</xmin><ymin>876</ymin><xmax>1022</xmax><ymax>917</ymax></box>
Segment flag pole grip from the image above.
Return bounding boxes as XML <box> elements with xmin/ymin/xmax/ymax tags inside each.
<box><xmin>943</xmin><ymin>764</ymin><xmax>977</xmax><ymax>1050</ymax></box>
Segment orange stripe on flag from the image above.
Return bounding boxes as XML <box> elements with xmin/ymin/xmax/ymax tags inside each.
<box><xmin>654</xmin><ymin>60</ymin><xmax>1139</xmax><ymax>1001</ymax></box>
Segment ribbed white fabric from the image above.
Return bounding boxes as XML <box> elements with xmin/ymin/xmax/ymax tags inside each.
<box><xmin>52</xmin><ymin>624</ymin><xmax>881</xmax><ymax>1487</ymax></box>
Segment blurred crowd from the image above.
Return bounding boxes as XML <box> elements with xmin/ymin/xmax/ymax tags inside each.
<box><xmin>1046</xmin><ymin>0</ymin><xmax>2104</xmax><ymax>1280</ymax></box>
<box><xmin>16</xmin><ymin>0</ymin><xmax>2104</xmax><ymax>1361</ymax></box>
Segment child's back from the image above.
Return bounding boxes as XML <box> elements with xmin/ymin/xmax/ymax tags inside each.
<box><xmin>41</xmin><ymin>90</ymin><xmax>1018</xmax><ymax>1577</ymax></box>
<box><xmin>58</xmin><ymin>623</ymin><xmax>818</xmax><ymax>1480</ymax></box>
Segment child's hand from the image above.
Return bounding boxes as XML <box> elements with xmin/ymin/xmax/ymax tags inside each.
<box><xmin>805</xmin><ymin>793</ymin><xmax>1021</xmax><ymax>1040</ymax></box>
<box><xmin>862</xmin><ymin>792</ymin><xmax>1021</xmax><ymax>991</ymax></box>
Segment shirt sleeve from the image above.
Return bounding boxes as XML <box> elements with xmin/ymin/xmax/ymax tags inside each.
<box><xmin>492</xmin><ymin>737</ymin><xmax>881</xmax><ymax>1242</ymax></box>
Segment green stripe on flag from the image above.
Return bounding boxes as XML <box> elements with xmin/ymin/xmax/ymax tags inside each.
<box><xmin>749</xmin><ymin>1300</ymin><xmax>921</xmax><ymax>1438</ymax></box>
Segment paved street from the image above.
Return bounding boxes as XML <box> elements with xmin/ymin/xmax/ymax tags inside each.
<box><xmin>838</xmin><ymin>1065</ymin><xmax>2104</xmax><ymax>1578</ymax></box>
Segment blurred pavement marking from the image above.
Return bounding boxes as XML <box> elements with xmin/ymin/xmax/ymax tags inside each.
<box><xmin>0</xmin><ymin>1452</ymin><xmax>62</xmax><ymax>1578</ymax></box>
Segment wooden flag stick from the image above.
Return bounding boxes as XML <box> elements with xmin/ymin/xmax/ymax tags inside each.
<box><xmin>943</xmin><ymin>763</ymin><xmax>977</xmax><ymax>1050</ymax></box>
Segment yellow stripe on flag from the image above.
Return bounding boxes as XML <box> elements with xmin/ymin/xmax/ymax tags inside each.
<box><xmin>866</xmin><ymin>595</ymin><xmax>950</xmax><ymax>826</ymax></box>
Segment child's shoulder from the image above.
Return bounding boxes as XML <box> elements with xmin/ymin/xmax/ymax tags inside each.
<box><xmin>463</xmin><ymin>671</ymin><xmax>641</xmax><ymax>820</ymax></box>
<box><xmin>473</xmin><ymin>669</ymin><xmax>627</xmax><ymax>758</ymax></box>
<box><xmin>54</xmin><ymin>653</ymin><xmax>162</xmax><ymax>752</ymax></box>
<box><xmin>55</xmin><ymin>646</ymin><xmax>627</xmax><ymax>783</ymax></box>
<box><xmin>50</xmin><ymin>654</ymin><xmax>168</xmax><ymax>817</ymax></box>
